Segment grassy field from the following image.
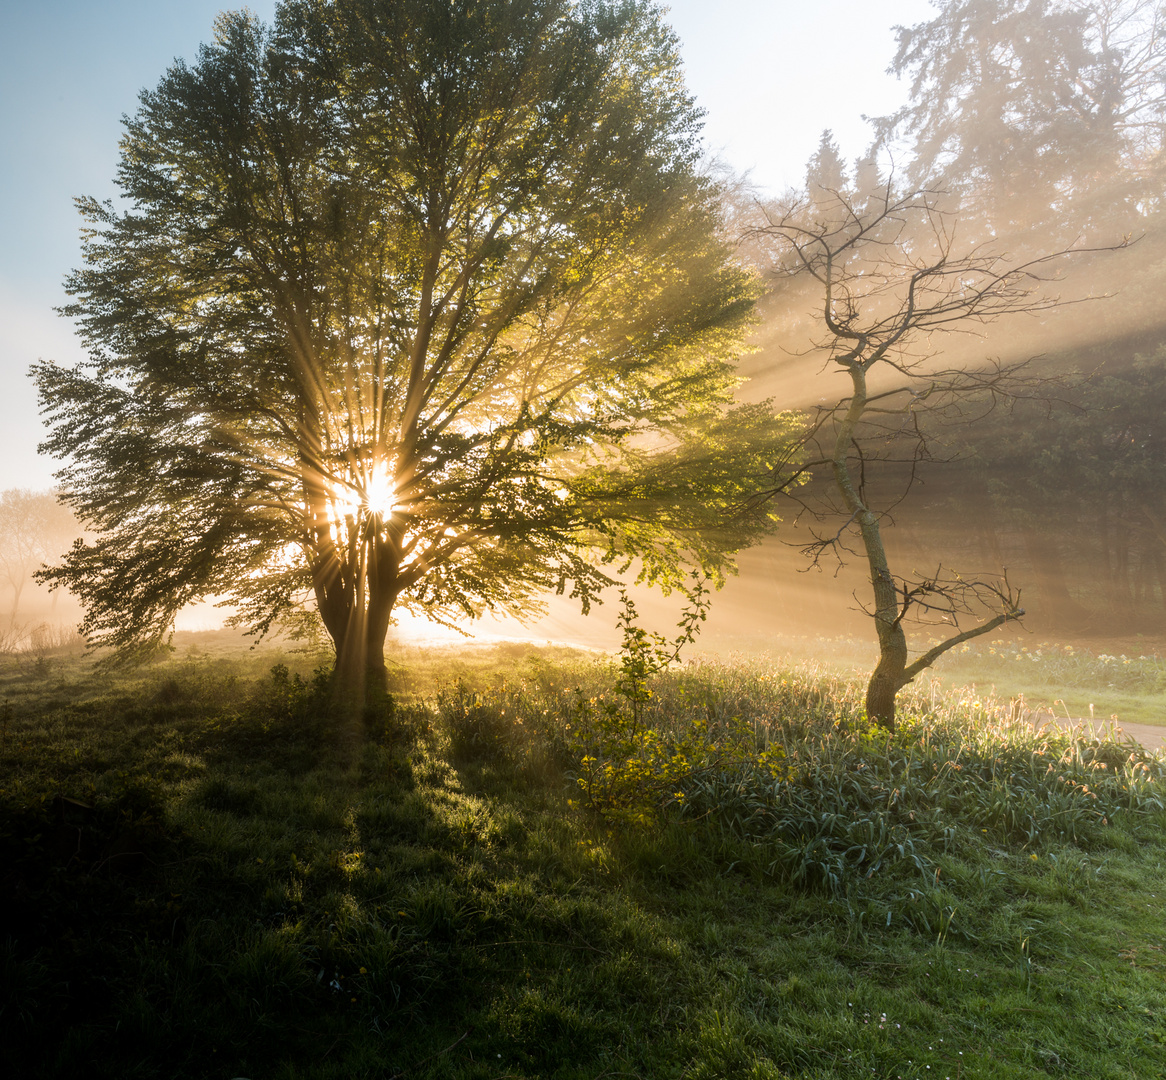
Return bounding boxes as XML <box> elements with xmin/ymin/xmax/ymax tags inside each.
<box><xmin>747</xmin><ymin>633</ymin><xmax>1166</xmax><ymax>729</ymax></box>
<box><xmin>926</xmin><ymin>637</ymin><xmax>1166</xmax><ymax>728</ymax></box>
<box><xmin>2</xmin><ymin>633</ymin><xmax>1166</xmax><ymax>1079</ymax></box>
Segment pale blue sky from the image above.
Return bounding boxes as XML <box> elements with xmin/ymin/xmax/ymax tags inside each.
<box><xmin>0</xmin><ymin>0</ymin><xmax>932</xmax><ymax>492</ymax></box>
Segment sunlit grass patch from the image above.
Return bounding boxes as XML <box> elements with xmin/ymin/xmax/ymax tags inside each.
<box><xmin>926</xmin><ymin>636</ymin><xmax>1166</xmax><ymax>725</ymax></box>
<box><xmin>738</xmin><ymin>630</ymin><xmax>1166</xmax><ymax>728</ymax></box>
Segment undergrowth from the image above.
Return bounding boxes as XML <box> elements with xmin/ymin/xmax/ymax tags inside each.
<box><xmin>1</xmin><ymin>628</ymin><xmax>1165</xmax><ymax>1079</ymax></box>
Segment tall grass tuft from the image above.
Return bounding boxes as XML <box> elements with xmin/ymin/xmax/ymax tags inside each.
<box><xmin>532</xmin><ymin>655</ymin><xmax>1166</xmax><ymax>916</ymax></box>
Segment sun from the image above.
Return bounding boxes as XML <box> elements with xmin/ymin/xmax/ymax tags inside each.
<box><xmin>329</xmin><ymin>462</ymin><xmax>396</xmax><ymax>524</ymax></box>
<box><xmin>363</xmin><ymin>466</ymin><xmax>396</xmax><ymax>519</ymax></box>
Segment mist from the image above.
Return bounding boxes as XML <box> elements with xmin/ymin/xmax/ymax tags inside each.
<box><xmin>9</xmin><ymin>8</ymin><xmax>1166</xmax><ymax>1080</ymax></box>
<box><xmin>7</xmin><ymin>0</ymin><xmax>1166</xmax><ymax>681</ymax></box>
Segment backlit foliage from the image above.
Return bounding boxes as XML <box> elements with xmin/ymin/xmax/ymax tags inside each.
<box><xmin>35</xmin><ymin>0</ymin><xmax>791</xmax><ymax>682</ymax></box>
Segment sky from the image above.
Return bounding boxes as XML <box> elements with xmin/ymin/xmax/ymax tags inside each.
<box><xmin>0</xmin><ymin>0</ymin><xmax>934</xmax><ymax>494</ymax></box>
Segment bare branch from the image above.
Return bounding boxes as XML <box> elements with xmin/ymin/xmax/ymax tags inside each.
<box><xmin>741</xmin><ymin>180</ymin><xmax>1127</xmax><ymax>729</ymax></box>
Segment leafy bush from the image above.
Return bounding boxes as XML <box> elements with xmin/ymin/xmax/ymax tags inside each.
<box><xmin>253</xmin><ymin>662</ymin><xmax>331</xmax><ymax>724</ymax></box>
<box><xmin>565</xmin><ymin>587</ymin><xmax>789</xmax><ymax>825</ymax></box>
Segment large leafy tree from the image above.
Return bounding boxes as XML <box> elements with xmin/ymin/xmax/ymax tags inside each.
<box><xmin>37</xmin><ymin>0</ymin><xmax>787</xmax><ymax>692</ymax></box>
<box><xmin>877</xmin><ymin>0</ymin><xmax>1166</xmax><ymax>241</ymax></box>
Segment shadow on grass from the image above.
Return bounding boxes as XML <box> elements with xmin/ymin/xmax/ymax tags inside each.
<box><xmin>4</xmin><ymin>647</ymin><xmax>1166</xmax><ymax>1079</ymax></box>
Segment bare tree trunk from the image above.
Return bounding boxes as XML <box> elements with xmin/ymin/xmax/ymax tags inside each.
<box><xmin>831</xmin><ymin>361</ymin><xmax>906</xmax><ymax>731</ymax></box>
<box><xmin>7</xmin><ymin>577</ymin><xmax>25</xmax><ymax>626</ymax></box>
<box><xmin>966</xmin><ymin>475</ymin><xmax>1005</xmax><ymax>568</ymax></box>
<box><xmin>1150</xmin><ymin>547</ymin><xmax>1166</xmax><ymax>613</ymax></box>
<box><xmin>865</xmin><ymin>629</ymin><xmax>907</xmax><ymax>729</ymax></box>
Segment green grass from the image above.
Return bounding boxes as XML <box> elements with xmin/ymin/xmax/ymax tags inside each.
<box><xmin>745</xmin><ymin>632</ymin><xmax>1166</xmax><ymax>727</ymax></box>
<box><xmin>928</xmin><ymin>638</ymin><xmax>1166</xmax><ymax>727</ymax></box>
<box><xmin>2</xmin><ymin>638</ymin><xmax>1166</xmax><ymax>1078</ymax></box>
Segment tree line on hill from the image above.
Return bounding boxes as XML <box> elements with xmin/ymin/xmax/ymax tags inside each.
<box><xmin>0</xmin><ymin>488</ymin><xmax>79</xmax><ymax>626</ymax></box>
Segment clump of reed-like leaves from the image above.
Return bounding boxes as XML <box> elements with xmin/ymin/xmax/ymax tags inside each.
<box><xmin>434</xmin><ymin>649</ymin><xmax>1166</xmax><ymax>920</ymax></box>
<box><xmin>674</xmin><ymin>662</ymin><xmax>1164</xmax><ymax>900</ymax></box>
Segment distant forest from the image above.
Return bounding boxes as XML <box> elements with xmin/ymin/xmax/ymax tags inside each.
<box><xmin>735</xmin><ymin>0</ymin><xmax>1166</xmax><ymax>638</ymax></box>
<box><xmin>0</xmin><ymin>488</ymin><xmax>80</xmax><ymax>626</ymax></box>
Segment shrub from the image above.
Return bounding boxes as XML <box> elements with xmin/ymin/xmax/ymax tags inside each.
<box><xmin>565</xmin><ymin>586</ymin><xmax>788</xmax><ymax>825</ymax></box>
<box><xmin>438</xmin><ymin>680</ymin><xmax>518</xmax><ymax>762</ymax></box>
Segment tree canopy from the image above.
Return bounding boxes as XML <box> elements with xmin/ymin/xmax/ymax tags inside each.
<box><xmin>877</xmin><ymin>0</ymin><xmax>1166</xmax><ymax>241</ymax></box>
<box><xmin>37</xmin><ymin>0</ymin><xmax>791</xmax><ymax>688</ymax></box>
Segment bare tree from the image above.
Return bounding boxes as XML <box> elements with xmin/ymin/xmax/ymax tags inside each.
<box><xmin>0</xmin><ymin>490</ymin><xmax>79</xmax><ymax>624</ymax></box>
<box><xmin>747</xmin><ymin>184</ymin><xmax>1120</xmax><ymax>730</ymax></box>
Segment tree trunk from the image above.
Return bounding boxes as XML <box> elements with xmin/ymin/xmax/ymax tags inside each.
<box><xmin>1101</xmin><ymin>492</ymin><xmax>1132</xmax><ymax>620</ymax></box>
<box><xmin>333</xmin><ymin>615</ymin><xmax>391</xmax><ymax>700</ymax></box>
<box><xmin>311</xmin><ymin>527</ymin><xmax>400</xmax><ymax>717</ymax></box>
<box><xmin>864</xmin><ymin>563</ymin><xmax>908</xmax><ymax>732</ymax></box>
<box><xmin>830</xmin><ymin>360</ymin><xmax>905</xmax><ymax>733</ymax></box>
<box><xmin>1020</xmin><ymin>525</ymin><xmax>1092</xmax><ymax>629</ymax></box>
<box><xmin>865</xmin><ymin>655</ymin><xmax>904</xmax><ymax>732</ymax></box>
<box><xmin>966</xmin><ymin>474</ymin><xmax>1005</xmax><ymax>567</ymax></box>
<box><xmin>1151</xmin><ymin>548</ymin><xmax>1166</xmax><ymax>614</ymax></box>
<box><xmin>8</xmin><ymin>577</ymin><xmax>24</xmax><ymax>626</ymax></box>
